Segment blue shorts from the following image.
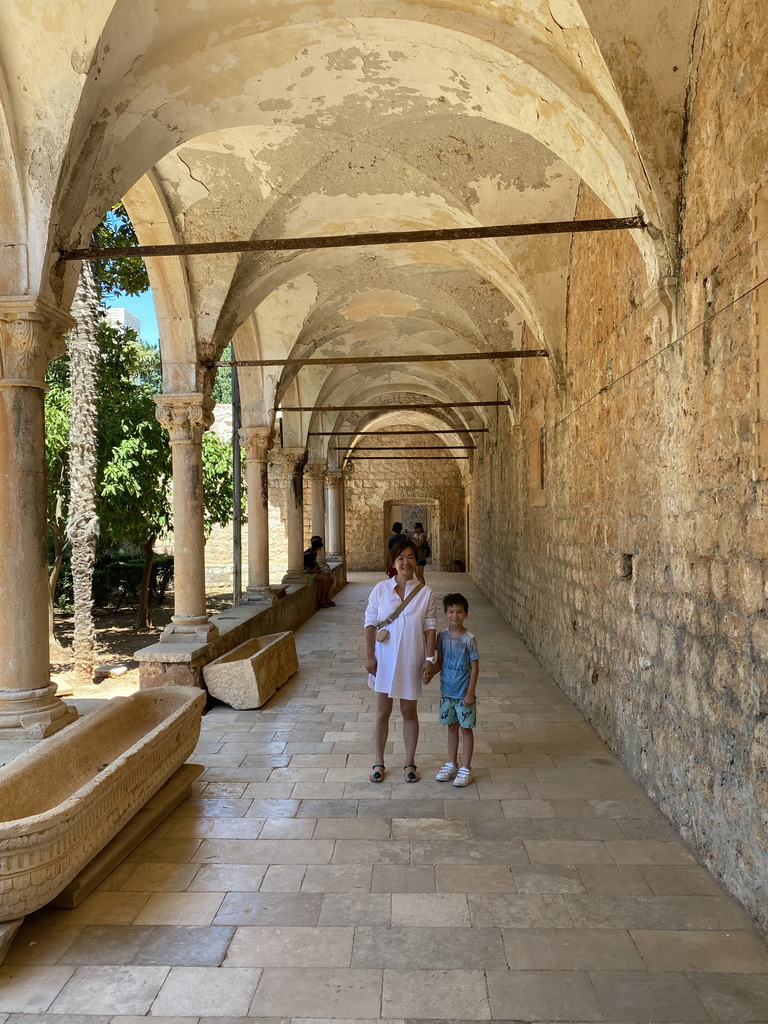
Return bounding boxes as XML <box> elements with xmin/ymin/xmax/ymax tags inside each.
<box><xmin>439</xmin><ymin>694</ymin><xmax>477</xmax><ymax>729</ymax></box>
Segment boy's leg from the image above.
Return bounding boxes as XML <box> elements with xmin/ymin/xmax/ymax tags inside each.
<box><xmin>459</xmin><ymin>725</ymin><xmax>474</xmax><ymax>769</ymax></box>
<box><xmin>447</xmin><ymin>721</ymin><xmax>460</xmax><ymax>765</ymax></box>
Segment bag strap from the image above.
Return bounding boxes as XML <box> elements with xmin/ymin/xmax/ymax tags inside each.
<box><xmin>378</xmin><ymin>581</ymin><xmax>425</xmax><ymax>629</ymax></box>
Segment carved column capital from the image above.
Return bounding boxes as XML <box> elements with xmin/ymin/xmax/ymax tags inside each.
<box><xmin>272</xmin><ymin>447</ymin><xmax>308</xmax><ymax>473</ymax></box>
<box><xmin>326</xmin><ymin>469</ymin><xmax>344</xmax><ymax>488</ymax></box>
<box><xmin>154</xmin><ymin>393</ymin><xmax>215</xmax><ymax>444</ymax></box>
<box><xmin>0</xmin><ymin>298</ymin><xmax>74</xmax><ymax>388</ymax></box>
<box><xmin>305</xmin><ymin>459</ymin><xmax>328</xmax><ymax>480</ymax></box>
<box><xmin>239</xmin><ymin>426</ymin><xmax>272</xmax><ymax>462</ymax></box>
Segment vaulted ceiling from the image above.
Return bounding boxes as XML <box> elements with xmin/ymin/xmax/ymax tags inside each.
<box><xmin>1</xmin><ymin>0</ymin><xmax>700</xmax><ymax>465</ymax></box>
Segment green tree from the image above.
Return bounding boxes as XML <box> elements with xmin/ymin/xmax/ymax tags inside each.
<box><xmin>47</xmin><ymin>322</ymin><xmax>245</xmax><ymax>629</ymax></box>
<box><xmin>94</xmin><ymin>203</ymin><xmax>150</xmax><ymax>298</ymax></box>
<box><xmin>211</xmin><ymin>342</ymin><xmax>233</xmax><ymax>403</ymax></box>
<box><xmin>97</xmin><ymin>324</ymin><xmax>172</xmax><ymax>627</ymax></box>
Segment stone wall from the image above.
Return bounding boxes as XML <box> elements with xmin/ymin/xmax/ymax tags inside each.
<box><xmin>344</xmin><ymin>437</ymin><xmax>466</xmax><ymax>572</ymax></box>
<box><xmin>469</xmin><ymin>1</ymin><xmax>768</xmax><ymax>935</ymax></box>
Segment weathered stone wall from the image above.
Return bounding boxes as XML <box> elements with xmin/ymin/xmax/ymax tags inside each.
<box><xmin>344</xmin><ymin>439</ymin><xmax>466</xmax><ymax>572</ymax></box>
<box><xmin>469</xmin><ymin>2</ymin><xmax>768</xmax><ymax>934</ymax></box>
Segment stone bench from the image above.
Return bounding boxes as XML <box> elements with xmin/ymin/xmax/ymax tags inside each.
<box><xmin>202</xmin><ymin>631</ymin><xmax>299</xmax><ymax>709</ymax></box>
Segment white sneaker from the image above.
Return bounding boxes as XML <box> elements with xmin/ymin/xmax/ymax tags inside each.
<box><xmin>453</xmin><ymin>766</ymin><xmax>474</xmax><ymax>787</ymax></box>
<box><xmin>435</xmin><ymin>761</ymin><xmax>458</xmax><ymax>782</ymax></box>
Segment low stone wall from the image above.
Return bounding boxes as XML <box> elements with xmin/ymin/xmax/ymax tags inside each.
<box><xmin>136</xmin><ymin>561</ymin><xmax>346</xmax><ymax>691</ymax></box>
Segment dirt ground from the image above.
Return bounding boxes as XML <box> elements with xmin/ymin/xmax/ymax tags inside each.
<box><xmin>50</xmin><ymin>591</ymin><xmax>233</xmax><ymax>699</ymax></box>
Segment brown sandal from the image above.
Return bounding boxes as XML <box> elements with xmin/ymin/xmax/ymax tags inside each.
<box><xmin>369</xmin><ymin>764</ymin><xmax>386</xmax><ymax>783</ymax></box>
<box><xmin>403</xmin><ymin>764</ymin><xmax>420</xmax><ymax>783</ymax></box>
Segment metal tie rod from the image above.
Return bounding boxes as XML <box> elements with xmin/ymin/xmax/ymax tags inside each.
<box><xmin>58</xmin><ymin>216</ymin><xmax>645</xmax><ymax>261</ymax></box>
<box><xmin>309</xmin><ymin>428</ymin><xmax>489</xmax><ymax>435</ymax></box>
<box><xmin>335</xmin><ymin>445</ymin><xmax>475</xmax><ymax>450</ymax></box>
<box><xmin>211</xmin><ymin>349</ymin><xmax>546</xmax><ymax>367</ymax></box>
<box><xmin>347</xmin><ymin>455</ymin><xmax>470</xmax><ymax>460</ymax></box>
<box><xmin>281</xmin><ymin>400</ymin><xmax>509</xmax><ymax>412</ymax></box>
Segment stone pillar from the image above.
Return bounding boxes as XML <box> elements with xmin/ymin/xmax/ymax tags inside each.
<box><xmin>339</xmin><ymin>471</ymin><xmax>347</xmax><ymax>560</ymax></box>
<box><xmin>0</xmin><ymin>299</ymin><xmax>78</xmax><ymax>737</ymax></box>
<box><xmin>239</xmin><ymin>426</ymin><xmax>274</xmax><ymax>601</ymax></box>
<box><xmin>326</xmin><ymin>469</ymin><xmax>343</xmax><ymax>558</ymax></box>
<box><xmin>306</xmin><ymin>460</ymin><xmax>327</xmax><ymax>541</ymax></box>
<box><xmin>274</xmin><ymin>448</ymin><xmax>307</xmax><ymax>584</ymax></box>
<box><xmin>154</xmin><ymin>393</ymin><xmax>219</xmax><ymax>642</ymax></box>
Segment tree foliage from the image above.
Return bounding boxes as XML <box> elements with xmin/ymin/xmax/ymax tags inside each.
<box><xmin>93</xmin><ymin>203</ymin><xmax>150</xmax><ymax>297</ymax></box>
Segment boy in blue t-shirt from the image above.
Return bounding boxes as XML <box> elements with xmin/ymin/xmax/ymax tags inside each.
<box><xmin>434</xmin><ymin>593</ymin><xmax>479</xmax><ymax>787</ymax></box>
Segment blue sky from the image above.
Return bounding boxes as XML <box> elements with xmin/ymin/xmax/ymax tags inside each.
<box><xmin>103</xmin><ymin>289</ymin><xmax>160</xmax><ymax>347</ymax></box>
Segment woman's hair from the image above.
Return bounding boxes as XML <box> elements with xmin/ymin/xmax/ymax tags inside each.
<box><xmin>391</xmin><ymin>521</ymin><xmax>403</xmax><ymax>533</ymax></box>
<box><xmin>414</xmin><ymin>522</ymin><xmax>423</xmax><ymax>530</ymax></box>
<box><xmin>390</xmin><ymin>538</ymin><xmax>419</xmax><ymax>562</ymax></box>
<box><xmin>310</xmin><ymin>535</ymin><xmax>324</xmax><ymax>549</ymax></box>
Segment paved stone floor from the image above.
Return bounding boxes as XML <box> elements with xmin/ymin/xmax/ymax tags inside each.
<box><xmin>3</xmin><ymin>572</ymin><xmax>768</xmax><ymax>1022</ymax></box>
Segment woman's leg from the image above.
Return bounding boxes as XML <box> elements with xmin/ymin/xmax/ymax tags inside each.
<box><xmin>400</xmin><ymin>698</ymin><xmax>420</xmax><ymax>775</ymax></box>
<box><xmin>459</xmin><ymin>725</ymin><xmax>474</xmax><ymax>768</ymax></box>
<box><xmin>373</xmin><ymin>692</ymin><xmax>394</xmax><ymax>766</ymax></box>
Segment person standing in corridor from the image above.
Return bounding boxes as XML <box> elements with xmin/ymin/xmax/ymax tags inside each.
<box><xmin>364</xmin><ymin>538</ymin><xmax>437</xmax><ymax>783</ymax></box>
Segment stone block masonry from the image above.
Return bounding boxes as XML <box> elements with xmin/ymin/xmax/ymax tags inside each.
<box><xmin>469</xmin><ymin>0</ymin><xmax>768</xmax><ymax>937</ymax></box>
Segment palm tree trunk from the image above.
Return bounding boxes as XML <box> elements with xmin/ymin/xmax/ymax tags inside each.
<box><xmin>48</xmin><ymin>505</ymin><xmax>65</xmax><ymax>639</ymax></box>
<box><xmin>67</xmin><ymin>261</ymin><xmax>101</xmax><ymax>683</ymax></box>
<box><xmin>138</xmin><ymin>536</ymin><xmax>156</xmax><ymax>628</ymax></box>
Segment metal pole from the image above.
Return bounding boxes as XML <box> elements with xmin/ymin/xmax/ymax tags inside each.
<box><xmin>208</xmin><ymin>349</ymin><xmax>547</xmax><ymax>368</ymax></box>
<box><xmin>59</xmin><ymin>216</ymin><xmax>645</xmax><ymax>262</ymax></box>
<box><xmin>231</xmin><ymin>356</ymin><xmax>242</xmax><ymax>605</ymax></box>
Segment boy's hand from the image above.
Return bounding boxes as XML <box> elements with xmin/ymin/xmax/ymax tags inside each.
<box><xmin>462</xmin><ymin>693</ymin><xmax>475</xmax><ymax>706</ymax></box>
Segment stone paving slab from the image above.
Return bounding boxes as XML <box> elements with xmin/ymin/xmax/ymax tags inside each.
<box><xmin>4</xmin><ymin>572</ymin><xmax>768</xmax><ymax>1023</ymax></box>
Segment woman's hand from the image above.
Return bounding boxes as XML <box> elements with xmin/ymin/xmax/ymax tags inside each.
<box><xmin>422</xmin><ymin>661</ymin><xmax>434</xmax><ymax>683</ymax></box>
<box><xmin>366</xmin><ymin>655</ymin><xmax>378</xmax><ymax>677</ymax></box>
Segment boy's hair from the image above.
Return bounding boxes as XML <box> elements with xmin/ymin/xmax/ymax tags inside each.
<box><xmin>443</xmin><ymin>592</ymin><xmax>469</xmax><ymax>613</ymax></box>
<box><xmin>391</xmin><ymin>521</ymin><xmax>403</xmax><ymax>533</ymax></box>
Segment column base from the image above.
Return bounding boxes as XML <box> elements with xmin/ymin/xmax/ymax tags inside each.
<box><xmin>0</xmin><ymin>687</ymin><xmax>78</xmax><ymax>739</ymax></box>
<box><xmin>282</xmin><ymin>569</ymin><xmax>309</xmax><ymax>585</ymax></box>
<box><xmin>240</xmin><ymin>585</ymin><xmax>288</xmax><ymax>605</ymax></box>
<box><xmin>160</xmin><ymin>618</ymin><xmax>220</xmax><ymax>644</ymax></box>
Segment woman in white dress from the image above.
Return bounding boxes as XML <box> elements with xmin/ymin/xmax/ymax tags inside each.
<box><xmin>364</xmin><ymin>539</ymin><xmax>438</xmax><ymax>783</ymax></box>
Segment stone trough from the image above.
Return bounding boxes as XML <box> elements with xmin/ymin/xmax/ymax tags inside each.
<box><xmin>0</xmin><ymin>685</ymin><xmax>205</xmax><ymax>932</ymax></box>
<box><xmin>203</xmin><ymin>631</ymin><xmax>299</xmax><ymax>709</ymax></box>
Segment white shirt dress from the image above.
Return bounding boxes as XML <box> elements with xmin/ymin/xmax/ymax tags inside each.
<box><xmin>364</xmin><ymin>578</ymin><xmax>438</xmax><ymax>699</ymax></box>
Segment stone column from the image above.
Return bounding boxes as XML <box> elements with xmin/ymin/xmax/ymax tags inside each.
<box><xmin>154</xmin><ymin>393</ymin><xmax>219</xmax><ymax>642</ymax></box>
<box><xmin>239</xmin><ymin>426</ymin><xmax>274</xmax><ymax>601</ymax></box>
<box><xmin>274</xmin><ymin>448</ymin><xmax>307</xmax><ymax>584</ymax></box>
<box><xmin>305</xmin><ymin>460</ymin><xmax>327</xmax><ymax>541</ymax></box>
<box><xmin>326</xmin><ymin>470</ymin><xmax>343</xmax><ymax>558</ymax></box>
<box><xmin>0</xmin><ymin>299</ymin><xmax>78</xmax><ymax>737</ymax></box>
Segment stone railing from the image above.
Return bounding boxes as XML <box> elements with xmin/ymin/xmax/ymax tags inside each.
<box><xmin>137</xmin><ymin>560</ymin><xmax>346</xmax><ymax>690</ymax></box>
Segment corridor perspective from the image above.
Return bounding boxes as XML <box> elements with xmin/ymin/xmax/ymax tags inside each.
<box><xmin>3</xmin><ymin>573</ymin><xmax>768</xmax><ymax>1023</ymax></box>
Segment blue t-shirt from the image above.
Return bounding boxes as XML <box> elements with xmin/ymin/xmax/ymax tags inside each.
<box><xmin>436</xmin><ymin>629</ymin><xmax>479</xmax><ymax>698</ymax></box>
